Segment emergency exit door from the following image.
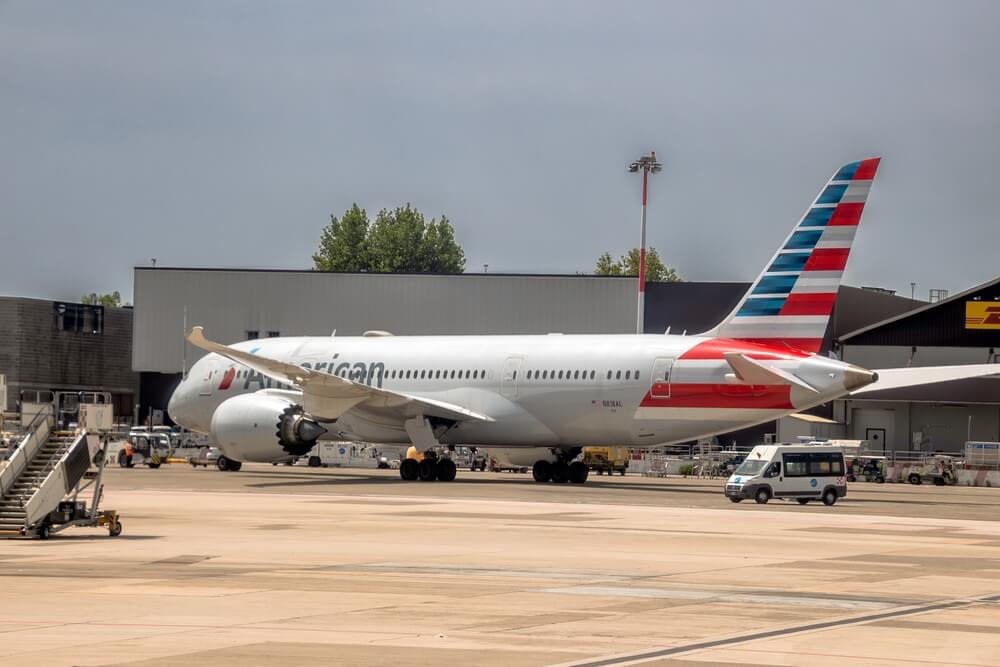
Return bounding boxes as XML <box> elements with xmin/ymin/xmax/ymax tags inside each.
<box><xmin>501</xmin><ymin>357</ymin><xmax>524</xmax><ymax>399</ymax></box>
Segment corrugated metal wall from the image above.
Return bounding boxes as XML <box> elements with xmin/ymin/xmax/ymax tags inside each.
<box><xmin>133</xmin><ymin>269</ymin><xmax>638</xmax><ymax>373</ymax></box>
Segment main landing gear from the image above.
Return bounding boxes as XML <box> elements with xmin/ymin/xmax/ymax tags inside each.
<box><xmin>397</xmin><ymin>415</ymin><xmax>460</xmax><ymax>483</ymax></box>
<box><xmin>399</xmin><ymin>453</ymin><xmax>457</xmax><ymax>482</ymax></box>
<box><xmin>532</xmin><ymin>448</ymin><xmax>588</xmax><ymax>484</ymax></box>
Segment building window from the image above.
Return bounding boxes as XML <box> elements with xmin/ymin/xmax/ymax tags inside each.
<box><xmin>246</xmin><ymin>330</ymin><xmax>259</xmax><ymax>340</ymax></box>
<box><xmin>267</xmin><ymin>331</ymin><xmax>280</xmax><ymax>338</ymax></box>
<box><xmin>54</xmin><ymin>302</ymin><xmax>104</xmax><ymax>334</ymax></box>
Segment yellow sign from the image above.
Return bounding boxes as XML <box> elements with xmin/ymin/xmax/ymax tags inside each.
<box><xmin>965</xmin><ymin>301</ymin><xmax>1000</xmax><ymax>329</ymax></box>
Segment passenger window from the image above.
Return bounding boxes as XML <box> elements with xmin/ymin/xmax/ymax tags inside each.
<box><xmin>420</xmin><ymin>370</ymin><xmax>426</xmax><ymax>379</ymax></box>
<box><xmin>451</xmin><ymin>370</ymin><xmax>456</xmax><ymax>379</ymax></box>
<box><xmin>635</xmin><ymin>370</ymin><xmax>640</xmax><ymax>380</ymax></box>
<box><xmin>625</xmin><ymin>370</ymin><xmax>631</xmax><ymax>380</ymax></box>
<box><xmin>573</xmin><ymin>370</ymin><xmax>579</xmax><ymax>380</ymax></box>
<box><xmin>513</xmin><ymin>370</ymin><xmax>517</xmax><ymax>380</ymax></box>
<box><xmin>616</xmin><ymin>370</ymin><xmax>622</xmax><ymax>380</ymax></box>
<box><xmin>542</xmin><ymin>370</ymin><xmax>548</xmax><ymax>379</ymax></box>
<box><xmin>590</xmin><ymin>370</ymin><xmax>595</xmax><ymax>380</ymax></box>
<box><xmin>558</xmin><ymin>370</ymin><xmax>564</xmax><ymax>379</ymax></box>
<box><xmin>473</xmin><ymin>370</ymin><xmax>478</xmax><ymax>379</ymax></box>
<box><xmin>783</xmin><ymin>453</ymin><xmax>808</xmax><ymax>476</ymax></box>
<box><xmin>607</xmin><ymin>370</ymin><xmax>612</xmax><ymax>380</ymax></box>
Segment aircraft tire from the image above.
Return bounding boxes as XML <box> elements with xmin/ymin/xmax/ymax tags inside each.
<box><xmin>399</xmin><ymin>458</ymin><xmax>420</xmax><ymax>481</ymax></box>
<box><xmin>436</xmin><ymin>458</ymin><xmax>457</xmax><ymax>482</ymax></box>
<box><xmin>418</xmin><ymin>458</ymin><xmax>438</xmax><ymax>482</ymax></box>
<box><xmin>568</xmin><ymin>461</ymin><xmax>589</xmax><ymax>484</ymax></box>
<box><xmin>532</xmin><ymin>460</ymin><xmax>552</xmax><ymax>483</ymax></box>
<box><xmin>551</xmin><ymin>461</ymin><xmax>569</xmax><ymax>484</ymax></box>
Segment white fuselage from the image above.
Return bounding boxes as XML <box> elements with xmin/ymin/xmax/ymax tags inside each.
<box><xmin>168</xmin><ymin>333</ymin><xmax>867</xmax><ymax>462</ymax></box>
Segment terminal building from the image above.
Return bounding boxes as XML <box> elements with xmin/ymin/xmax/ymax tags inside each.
<box><xmin>0</xmin><ymin>297</ymin><xmax>139</xmax><ymax>420</ymax></box>
<box><xmin>130</xmin><ymin>267</ymin><xmax>999</xmax><ymax>451</ymax></box>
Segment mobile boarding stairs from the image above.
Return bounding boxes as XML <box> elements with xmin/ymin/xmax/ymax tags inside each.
<box><xmin>0</xmin><ymin>412</ymin><xmax>120</xmax><ymax>539</ymax></box>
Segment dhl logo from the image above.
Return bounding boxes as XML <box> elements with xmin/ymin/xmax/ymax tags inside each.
<box><xmin>965</xmin><ymin>301</ymin><xmax>1000</xmax><ymax>330</ymax></box>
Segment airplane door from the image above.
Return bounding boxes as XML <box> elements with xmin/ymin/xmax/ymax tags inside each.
<box><xmin>650</xmin><ymin>357</ymin><xmax>674</xmax><ymax>399</ymax></box>
<box><xmin>500</xmin><ymin>357</ymin><xmax>523</xmax><ymax>399</ymax></box>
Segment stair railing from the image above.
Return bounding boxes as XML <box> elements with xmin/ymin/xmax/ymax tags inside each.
<box><xmin>0</xmin><ymin>411</ymin><xmax>52</xmax><ymax>499</ymax></box>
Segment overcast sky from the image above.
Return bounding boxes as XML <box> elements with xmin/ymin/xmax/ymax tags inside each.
<box><xmin>2</xmin><ymin>1</ymin><xmax>997</xmax><ymax>303</ymax></box>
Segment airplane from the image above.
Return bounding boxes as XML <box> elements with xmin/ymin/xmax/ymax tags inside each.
<box><xmin>167</xmin><ymin>157</ymin><xmax>999</xmax><ymax>483</ymax></box>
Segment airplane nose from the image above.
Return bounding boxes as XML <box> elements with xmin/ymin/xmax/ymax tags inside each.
<box><xmin>167</xmin><ymin>382</ymin><xmax>185</xmax><ymax>424</ymax></box>
<box><xmin>844</xmin><ymin>366</ymin><xmax>878</xmax><ymax>391</ymax></box>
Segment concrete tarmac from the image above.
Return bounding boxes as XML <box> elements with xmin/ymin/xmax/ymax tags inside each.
<box><xmin>1</xmin><ymin>465</ymin><xmax>999</xmax><ymax>666</ymax></box>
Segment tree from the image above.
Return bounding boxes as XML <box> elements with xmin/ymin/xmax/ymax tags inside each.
<box><xmin>313</xmin><ymin>203</ymin><xmax>465</xmax><ymax>273</ymax></box>
<box><xmin>312</xmin><ymin>204</ymin><xmax>370</xmax><ymax>272</ymax></box>
<box><xmin>594</xmin><ymin>248</ymin><xmax>680</xmax><ymax>282</ymax></box>
<box><xmin>81</xmin><ymin>291</ymin><xmax>122</xmax><ymax>307</ymax></box>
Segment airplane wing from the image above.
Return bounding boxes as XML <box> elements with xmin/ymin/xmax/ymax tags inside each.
<box><xmin>850</xmin><ymin>364</ymin><xmax>1000</xmax><ymax>395</ymax></box>
<box><xmin>186</xmin><ymin>327</ymin><xmax>494</xmax><ymax>423</ymax></box>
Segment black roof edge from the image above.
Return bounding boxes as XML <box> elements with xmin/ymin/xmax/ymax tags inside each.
<box><xmin>839</xmin><ymin>275</ymin><xmax>1000</xmax><ymax>342</ymax></box>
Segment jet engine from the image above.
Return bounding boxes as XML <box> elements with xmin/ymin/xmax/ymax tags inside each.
<box><xmin>210</xmin><ymin>393</ymin><xmax>328</xmax><ymax>462</ymax></box>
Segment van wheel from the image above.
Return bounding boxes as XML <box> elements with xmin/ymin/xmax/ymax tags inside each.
<box><xmin>822</xmin><ymin>489</ymin><xmax>838</xmax><ymax>506</ymax></box>
<box><xmin>729</xmin><ymin>497</ymin><xmax>742</xmax><ymax>503</ymax></box>
<box><xmin>908</xmin><ymin>473</ymin><xmax>922</xmax><ymax>485</ymax></box>
<box><xmin>754</xmin><ymin>488</ymin><xmax>770</xmax><ymax>504</ymax></box>
<box><xmin>796</xmin><ymin>498</ymin><xmax>810</xmax><ymax>505</ymax></box>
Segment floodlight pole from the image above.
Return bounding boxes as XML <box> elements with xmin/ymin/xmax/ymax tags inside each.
<box><xmin>629</xmin><ymin>151</ymin><xmax>662</xmax><ymax>334</ymax></box>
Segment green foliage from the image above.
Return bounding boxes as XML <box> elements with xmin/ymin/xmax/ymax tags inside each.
<box><xmin>313</xmin><ymin>203</ymin><xmax>465</xmax><ymax>274</ymax></box>
<box><xmin>81</xmin><ymin>291</ymin><xmax>122</xmax><ymax>307</ymax></box>
<box><xmin>679</xmin><ymin>463</ymin><xmax>696</xmax><ymax>477</ymax></box>
<box><xmin>312</xmin><ymin>204</ymin><xmax>370</xmax><ymax>272</ymax></box>
<box><xmin>594</xmin><ymin>247</ymin><xmax>680</xmax><ymax>282</ymax></box>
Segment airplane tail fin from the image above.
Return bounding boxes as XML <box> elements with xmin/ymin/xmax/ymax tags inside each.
<box><xmin>703</xmin><ymin>158</ymin><xmax>881</xmax><ymax>353</ymax></box>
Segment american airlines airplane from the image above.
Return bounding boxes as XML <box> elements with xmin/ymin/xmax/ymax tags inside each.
<box><xmin>167</xmin><ymin>158</ymin><xmax>998</xmax><ymax>484</ymax></box>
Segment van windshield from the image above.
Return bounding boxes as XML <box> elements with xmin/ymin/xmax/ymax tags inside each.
<box><xmin>735</xmin><ymin>459</ymin><xmax>768</xmax><ymax>476</ymax></box>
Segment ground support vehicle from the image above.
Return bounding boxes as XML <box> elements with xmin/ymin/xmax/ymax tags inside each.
<box><xmin>725</xmin><ymin>444</ymin><xmax>847</xmax><ymax>506</ymax></box>
<box><xmin>848</xmin><ymin>456</ymin><xmax>887</xmax><ymax>483</ymax></box>
<box><xmin>907</xmin><ymin>455</ymin><xmax>958</xmax><ymax>486</ymax></box>
<box><xmin>469</xmin><ymin>452</ymin><xmax>488</xmax><ymax>471</ymax></box>
<box><xmin>118</xmin><ymin>432</ymin><xmax>172</xmax><ymax>469</ymax></box>
<box><xmin>189</xmin><ymin>446</ymin><xmax>222</xmax><ymax>468</ymax></box>
<box><xmin>583</xmin><ymin>447</ymin><xmax>629</xmax><ymax>475</ymax></box>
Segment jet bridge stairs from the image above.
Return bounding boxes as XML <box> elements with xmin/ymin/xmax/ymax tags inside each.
<box><xmin>0</xmin><ymin>413</ymin><xmax>98</xmax><ymax>538</ymax></box>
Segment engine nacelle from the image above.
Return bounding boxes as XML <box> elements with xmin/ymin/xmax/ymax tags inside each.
<box><xmin>210</xmin><ymin>393</ymin><xmax>327</xmax><ymax>463</ymax></box>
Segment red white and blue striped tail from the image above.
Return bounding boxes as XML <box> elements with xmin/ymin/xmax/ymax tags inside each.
<box><xmin>704</xmin><ymin>158</ymin><xmax>881</xmax><ymax>354</ymax></box>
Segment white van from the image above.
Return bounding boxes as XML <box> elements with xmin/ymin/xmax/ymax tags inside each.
<box><xmin>724</xmin><ymin>444</ymin><xmax>847</xmax><ymax>506</ymax></box>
